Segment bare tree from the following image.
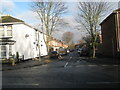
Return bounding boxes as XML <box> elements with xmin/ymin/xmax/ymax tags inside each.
<box><xmin>76</xmin><ymin>2</ymin><xmax>111</xmax><ymax>58</ymax></box>
<box><xmin>69</xmin><ymin>41</ymin><xmax>75</xmax><ymax>49</ymax></box>
<box><xmin>62</xmin><ymin>32</ymin><xmax>74</xmax><ymax>48</ymax></box>
<box><xmin>30</xmin><ymin>1</ymin><xmax>67</xmax><ymax>53</ymax></box>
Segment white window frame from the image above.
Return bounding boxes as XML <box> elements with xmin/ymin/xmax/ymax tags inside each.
<box><xmin>0</xmin><ymin>45</ymin><xmax>7</xmax><ymax>59</ymax></box>
<box><xmin>0</xmin><ymin>25</ymin><xmax>13</xmax><ymax>38</ymax></box>
<box><xmin>0</xmin><ymin>45</ymin><xmax>12</xmax><ymax>59</ymax></box>
<box><xmin>0</xmin><ymin>26</ymin><xmax>4</xmax><ymax>38</ymax></box>
<box><xmin>7</xmin><ymin>25</ymin><xmax>12</xmax><ymax>37</ymax></box>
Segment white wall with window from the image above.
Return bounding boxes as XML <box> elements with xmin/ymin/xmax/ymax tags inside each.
<box><xmin>0</xmin><ymin>45</ymin><xmax>12</xmax><ymax>59</ymax></box>
<box><xmin>0</xmin><ymin>26</ymin><xmax>4</xmax><ymax>37</ymax></box>
<box><xmin>0</xmin><ymin>25</ymin><xmax>12</xmax><ymax>38</ymax></box>
<box><xmin>0</xmin><ymin>23</ymin><xmax>48</xmax><ymax>60</ymax></box>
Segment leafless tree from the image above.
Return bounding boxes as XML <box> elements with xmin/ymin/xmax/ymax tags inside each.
<box><xmin>62</xmin><ymin>32</ymin><xmax>74</xmax><ymax>48</ymax></box>
<box><xmin>76</xmin><ymin>1</ymin><xmax>111</xmax><ymax>58</ymax></box>
<box><xmin>30</xmin><ymin>1</ymin><xmax>67</xmax><ymax>53</ymax></box>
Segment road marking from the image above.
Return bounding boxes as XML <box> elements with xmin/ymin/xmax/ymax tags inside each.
<box><xmin>102</xmin><ymin>65</ymin><xmax>110</xmax><ymax>66</ymax></box>
<box><xmin>4</xmin><ymin>83</ymin><xmax>39</xmax><ymax>86</ymax></box>
<box><xmin>88</xmin><ymin>65</ymin><xmax>98</xmax><ymax>67</ymax></box>
<box><xmin>101</xmin><ymin>65</ymin><xmax>119</xmax><ymax>67</ymax></box>
<box><xmin>113</xmin><ymin>65</ymin><xmax>119</xmax><ymax>66</ymax></box>
<box><xmin>33</xmin><ymin>67</ymin><xmax>38</xmax><ymax>69</ymax></box>
<box><xmin>87</xmin><ymin>82</ymin><xmax>120</xmax><ymax>84</ymax></box>
<box><xmin>42</xmin><ymin>64</ymin><xmax>47</xmax><ymax>66</ymax></box>
<box><xmin>32</xmin><ymin>83</ymin><xmax>39</xmax><ymax>85</ymax></box>
<box><xmin>64</xmin><ymin>62</ymin><xmax>68</xmax><ymax>67</ymax></box>
<box><xmin>76</xmin><ymin>65</ymin><xmax>85</xmax><ymax>67</ymax></box>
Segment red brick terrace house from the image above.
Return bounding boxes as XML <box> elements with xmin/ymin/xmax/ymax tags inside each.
<box><xmin>48</xmin><ymin>37</ymin><xmax>68</xmax><ymax>51</ymax></box>
<box><xmin>100</xmin><ymin>8</ymin><xmax>120</xmax><ymax>58</ymax></box>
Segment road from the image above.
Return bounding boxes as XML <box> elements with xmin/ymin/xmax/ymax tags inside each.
<box><xmin>2</xmin><ymin>50</ymin><xmax>120</xmax><ymax>88</ymax></box>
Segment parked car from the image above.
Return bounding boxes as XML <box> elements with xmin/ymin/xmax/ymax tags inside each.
<box><xmin>49</xmin><ymin>51</ymin><xmax>59</xmax><ymax>58</ymax></box>
<box><xmin>67</xmin><ymin>49</ymin><xmax>70</xmax><ymax>53</ymax></box>
<box><xmin>77</xmin><ymin>48</ymin><xmax>82</xmax><ymax>54</ymax></box>
<box><xmin>69</xmin><ymin>49</ymin><xmax>74</xmax><ymax>52</ymax></box>
<box><xmin>79</xmin><ymin>47</ymin><xmax>89</xmax><ymax>56</ymax></box>
<box><xmin>59</xmin><ymin>47</ymin><xmax>67</xmax><ymax>55</ymax></box>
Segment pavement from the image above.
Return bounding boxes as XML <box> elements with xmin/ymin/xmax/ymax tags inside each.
<box><xmin>1</xmin><ymin>56</ymin><xmax>58</xmax><ymax>71</ymax></box>
<box><xmin>1</xmin><ymin>52</ymin><xmax>120</xmax><ymax>71</ymax></box>
<box><xmin>84</xmin><ymin>57</ymin><xmax>120</xmax><ymax>65</ymax></box>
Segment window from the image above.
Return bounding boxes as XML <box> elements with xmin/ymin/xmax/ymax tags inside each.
<box><xmin>7</xmin><ymin>26</ymin><xmax>12</xmax><ymax>36</ymax></box>
<box><xmin>0</xmin><ymin>45</ymin><xmax>12</xmax><ymax>58</ymax></box>
<box><xmin>0</xmin><ymin>26</ymin><xmax>4</xmax><ymax>37</ymax></box>
<box><xmin>0</xmin><ymin>25</ymin><xmax>12</xmax><ymax>37</ymax></box>
<box><xmin>9</xmin><ymin>45</ymin><xmax>12</xmax><ymax>56</ymax></box>
<box><xmin>0</xmin><ymin>46</ymin><xmax>6</xmax><ymax>58</ymax></box>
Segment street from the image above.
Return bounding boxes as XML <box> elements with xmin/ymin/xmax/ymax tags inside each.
<box><xmin>2</xmin><ymin>50</ymin><xmax>120</xmax><ymax>88</ymax></box>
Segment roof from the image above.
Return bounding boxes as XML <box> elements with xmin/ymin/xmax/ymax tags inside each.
<box><xmin>0</xmin><ymin>15</ymin><xmax>24</xmax><ymax>23</ymax></box>
<box><xmin>113</xmin><ymin>8</ymin><xmax>120</xmax><ymax>12</ymax></box>
<box><xmin>100</xmin><ymin>8</ymin><xmax>120</xmax><ymax>25</ymax></box>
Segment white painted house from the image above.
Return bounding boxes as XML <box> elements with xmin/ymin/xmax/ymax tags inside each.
<box><xmin>0</xmin><ymin>15</ymin><xmax>47</xmax><ymax>60</ymax></box>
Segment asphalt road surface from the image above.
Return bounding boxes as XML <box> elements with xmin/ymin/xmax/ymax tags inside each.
<box><xmin>2</xmin><ymin>50</ymin><xmax>120</xmax><ymax>88</ymax></box>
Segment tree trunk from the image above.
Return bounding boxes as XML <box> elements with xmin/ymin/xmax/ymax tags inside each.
<box><xmin>92</xmin><ymin>44</ymin><xmax>96</xmax><ymax>58</ymax></box>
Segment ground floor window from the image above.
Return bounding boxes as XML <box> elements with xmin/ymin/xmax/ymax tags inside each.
<box><xmin>0</xmin><ymin>45</ymin><xmax>12</xmax><ymax>59</ymax></box>
<box><xmin>0</xmin><ymin>45</ymin><xmax>6</xmax><ymax>58</ymax></box>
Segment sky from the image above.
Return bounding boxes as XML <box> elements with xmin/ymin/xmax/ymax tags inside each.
<box><xmin>0</xmin><ymin>0</ymin><xmax>119</xmax><ymax>43</ymax></box>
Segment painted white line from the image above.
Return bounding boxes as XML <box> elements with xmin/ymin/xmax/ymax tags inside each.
<box><xmin>88</xmin><ymin>65</ymin><xmax>98</xmax><ymax>67</ymax></box>
<box><xmin>101</xmin><ymin>65</ymin><xmax>119</xmax><ymax>67</ymax></box>
<box><xmin>64</xmin><ymin>62</ymin><xmax>68</xmax><ymax>67</ymax></box>
<box><xmin>32</xmin><ymin>83</ymin><xmax>39</xmax><ymax>85</ymax></box>
<box><xmin>102</xmin><ymin>65</ymin><xmax>110</xmax><ymax>66</ymax></box>
<box><xmin>113</xmin><ymin>65</ymin><xmax>119</xmax><ymax>66</ymax></box>
<box><xmin>33</xmin><ymin>67</ymin><xmax>38</xmax><ymax>69</ymax></box>
<box><xmin>4</xmin><ymin>83</ymin><xmax>39</xmax><ymax>86</ymax></box>
<box><xmin>87</xmin><ymin>82</ymin><xmax>120</xmax><ymax>84</ymax></box>
<box><xmin>76</xmin><ymin>65</ymin><xmax>85</xmax><ymax>67</ymax></box>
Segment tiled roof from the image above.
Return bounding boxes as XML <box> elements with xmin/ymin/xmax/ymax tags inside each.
<box><xmin>100</xmin><ymin>8</ymin><xmax>120</xmax><ymax>25</ymax></box>
<box><xmin>0</xmin><ymin>15</ymin><xmax>24</xmax><ymax>23</ymax></box>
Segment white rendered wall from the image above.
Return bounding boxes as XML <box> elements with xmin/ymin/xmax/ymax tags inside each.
<box><xmin>39</xmin><ymin>32</ymin><xmax>48</xmax><ymax>56</ymax></box>
<box><xmin>12</xmin><ymin>24</ymin><xmax>37</xmax><ymax>59</ymax></box>
<box><xmin>12</xmin><ymin>24</ymin><xmax>48</xmax><ymax>60</ymax></box>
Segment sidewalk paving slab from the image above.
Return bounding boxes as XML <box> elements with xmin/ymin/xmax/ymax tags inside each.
<box><xmin>1</xmin><ymin>57</ymin><xmax>57</xmax><ymax>71</ymax></box>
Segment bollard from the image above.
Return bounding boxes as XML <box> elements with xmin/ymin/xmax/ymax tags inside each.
<box><xmin>11</xmin><ymin>58</ymin><xmax>15</xmax><ymax>66</ymax></box>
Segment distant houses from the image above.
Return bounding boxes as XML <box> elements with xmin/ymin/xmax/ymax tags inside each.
<box><xmin>100</xmin><ymin>8</ymin><xmax>120</xmax><ymax>58</ymax></box>
<box><xmin>49</xmin><ymin>37</ymin><xmax>68</xmax><ymax>51</ymax></box>
<box><xmin>0</xmin><ymin>15</ymin><xmax>68</xmax><ymax>60</ymax></box>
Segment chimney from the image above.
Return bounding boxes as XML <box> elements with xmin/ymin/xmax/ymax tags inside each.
<box><xmin>6</xmin><ymin>14</ymin><xmax>10</xmax><ymax>16</ymax></box>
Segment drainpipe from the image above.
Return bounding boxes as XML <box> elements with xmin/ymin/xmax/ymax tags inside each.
<box><xmin>116</xmin><ymin>12</ymin><xmax>120</xmax><ymax>52</ymax></box>
<box><xmin>38</xmin><ymin>30</ymin><xmax>41</xmax><ymax>61</ymax></box>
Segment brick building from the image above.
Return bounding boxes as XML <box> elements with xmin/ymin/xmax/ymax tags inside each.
<box><xmin>100</xmin><ymin>9</ymin><xmax>120</xmax><ymax>58</ymax></box>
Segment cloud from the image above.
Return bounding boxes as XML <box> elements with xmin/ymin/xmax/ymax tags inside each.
<box><xmin>0</xmin><ymin>0</ymin><xmax>16</xmax><ymax>13</ymax></box>
<box><xmin>15</xmin><ymin>10</ymin><xmax>40</xmax><ymax>26</ymax></box>
<box><xmin>53</xmin><ymin>15</ymin><xmax>87</xmax><ymax>43</ymax></box>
